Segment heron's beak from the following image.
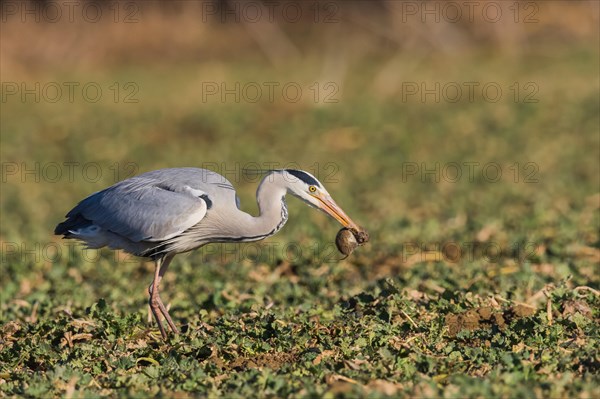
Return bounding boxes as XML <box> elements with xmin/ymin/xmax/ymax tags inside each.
<box><xmin>313</xmin><ymin>193</ymin><xmax>360</xmax><ymax>231</ymax></box>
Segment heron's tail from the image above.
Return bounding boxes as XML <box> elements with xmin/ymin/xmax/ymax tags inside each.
<box><xmin>54</xmin><ymin>213</ymin><xmax>93</xmax><ymax>237</ymax></box>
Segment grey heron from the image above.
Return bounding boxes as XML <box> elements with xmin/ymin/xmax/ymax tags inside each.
<box><xmin>55</xmin><ymin>168</ymin><xmax>362</xmax><ymax>340</ymax></box>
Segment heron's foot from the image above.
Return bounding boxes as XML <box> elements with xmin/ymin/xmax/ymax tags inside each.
<box><xmin>156</xmin><ymin>295</ymin><xmax>180</xmax><ymax>335</ymax></box>
<box><xmin>149</xmin><ymin>290</ymin><xmax>179</xmax><ymax>340</ymax></box>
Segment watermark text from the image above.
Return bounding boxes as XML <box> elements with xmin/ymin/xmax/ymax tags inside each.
<box><xmin>401</xmin><ymin>162</ymin><xmax>539</xmax><ymax>183</ymax></box>
<box><xmin>1</xmin><ymin>81</ymin><xmax>140</xmax><ymax>104</ymax></box>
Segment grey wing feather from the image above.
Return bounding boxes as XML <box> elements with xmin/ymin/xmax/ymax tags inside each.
<box><xmin>63</xmin><ymin>168</ymin><xmax>233</xmax><ymax>242</ymax></box>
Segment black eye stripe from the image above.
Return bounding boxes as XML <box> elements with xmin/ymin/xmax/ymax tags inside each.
<box><xmin>286</xmin><ymin>169</ymin><xmax>321</xmax><ymax>187</ymax></box>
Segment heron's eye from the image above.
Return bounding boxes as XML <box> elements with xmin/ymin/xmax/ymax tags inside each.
<box><xmin>309</xmin><ymin>185</ymin><xmax>317</xmax><ymax>193</ymax></box>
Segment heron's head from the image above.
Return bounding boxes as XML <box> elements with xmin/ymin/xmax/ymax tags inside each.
<box><xmin>278</xmin><ymin>169</ymin><xmax>360</xmax><ymax>231</ymax></box>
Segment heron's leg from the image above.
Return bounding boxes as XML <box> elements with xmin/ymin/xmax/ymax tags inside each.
<box><xmin>147</xmin><ymin>254</ymin><xmax>179</xmax><ymax>339</ymax></box>
<box><xmin>155</xmin><ymin>254</ymin><xmax>179</xmax><ymax>334</ymax></box>
<box><xmin>148</xmin><ymin>258</ymin><xmax>168</xmax><ymax>340</ymax></box>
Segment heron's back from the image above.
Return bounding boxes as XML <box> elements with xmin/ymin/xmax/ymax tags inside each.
<box><xmin>54</xmin><ymin>168</ymin><xmax>237</xmax><ymax>257</ymax></box>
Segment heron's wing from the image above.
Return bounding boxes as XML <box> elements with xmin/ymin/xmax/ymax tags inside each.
<box><xmin>68</xmin><ymin>178</ymin><xmax>209</xmax><ymax>242</ymax></box>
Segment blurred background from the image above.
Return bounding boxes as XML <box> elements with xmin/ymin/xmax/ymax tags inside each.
<box><xmin>1</xmin><ymin>0</ymin><xmax>598</xmax><ymax>310</ymax></box>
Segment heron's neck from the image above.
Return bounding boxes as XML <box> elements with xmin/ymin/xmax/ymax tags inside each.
<box><xmin>228</xmin><ymin>173</ymin><xmax>289</xmax><ymax>241</ymax></box>
<box><xmin>256</xmin><ymin>176</ymin><xmax>289</xmax><ymax>234</ymax></box>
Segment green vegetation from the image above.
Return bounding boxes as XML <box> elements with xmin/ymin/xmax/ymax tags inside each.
<box><xmin>1</xmin><ymin>2</ymin><xmax>599</xmax><ymax>397</ymax></box>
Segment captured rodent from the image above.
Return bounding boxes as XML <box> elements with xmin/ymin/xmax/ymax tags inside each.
<box><xmin>335</xmin><ymin>227</ymin><xmax>369</xmax><ymax>257</ymax></box>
